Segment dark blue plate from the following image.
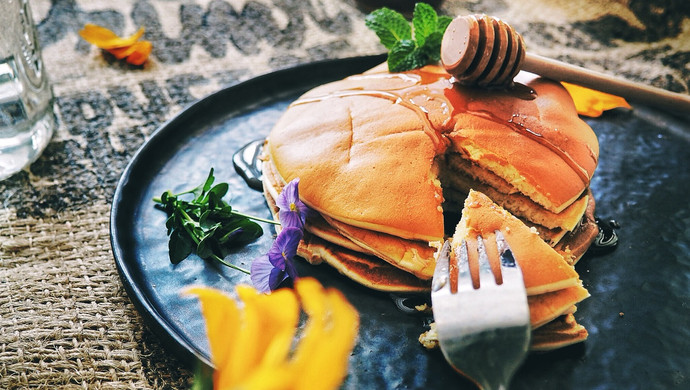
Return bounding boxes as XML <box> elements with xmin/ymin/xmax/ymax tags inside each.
<box><xmin>110</xmin><ymin>55</ymin><xmax>690</xmax><ymax>389</ymax></box>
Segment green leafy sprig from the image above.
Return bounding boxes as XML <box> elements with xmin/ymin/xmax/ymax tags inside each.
<box><xmin>365</xmin><ymin>2</ymin><xmax>452</xmax><ymax>72</ymax></box>
<box><xmin>153</xmin><ymin>168</ymin><xmax>278</xmax><ymax>273</ymax></box>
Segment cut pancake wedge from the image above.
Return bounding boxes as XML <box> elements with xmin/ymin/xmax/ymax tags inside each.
<box><xmin>450</xmin><ymin>190</ymin><xmax>590</xmax><ymax>347</ymax></box>
<box><xmin>451</xmin><ymin>190</ymin><xmax>583</xmax><ymax>296</ymax></box>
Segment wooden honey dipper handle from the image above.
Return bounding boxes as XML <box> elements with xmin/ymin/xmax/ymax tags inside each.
<box><xmin>441</xmin><ymin>15</ymin><xmax>690</xmax><ymax>113</ymax></box>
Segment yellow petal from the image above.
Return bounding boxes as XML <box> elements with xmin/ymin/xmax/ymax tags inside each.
<box><xmin>240</xmin><ymin>365</ymin><xmax>295</xmax><ymax>390</ymax></box>
<box><xmin>219</xmin><ymin>285</ymin><xmax>299</xmax><ymax>389</ymax></box>
<box><xmin>190</xmin><ymin>279</ymin><xmax>358</xmax><ymax>390</ymax></box>
<box><xmin>290</xmin><ymin>278</ymin><xmax>327</xmax><ymax>371</ymax></box>
<box><xmin>184</xmin><ymin>287</ymin><xmax>240</xmax><ymax>371</ymax></box>
<box><xmin>79</xmin><ymin>24</ymin><xmax>145</xmax><ymax>49</ymax></box>
<box><xmin>316</xmin><ymin>290</ymin><xmax>360</xmax><ymax>389</ymax></box>
<box><xmin>562</xmin><ymin>82</ymin><xmax>632</xmax><ymax>117</ymax></box>
<box><xmin>292</xmin><ymin>278</ymin><xmax>359</xmax><ymax>390</ymax></box>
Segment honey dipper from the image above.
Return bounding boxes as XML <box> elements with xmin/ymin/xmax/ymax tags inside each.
<box><xmin>441</xmin><ymin>14</ymin><xmax>690</xmax><ymax>113</ymax></box>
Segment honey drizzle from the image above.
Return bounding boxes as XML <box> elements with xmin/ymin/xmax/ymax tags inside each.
<box><xmin>290</xmin><ymin>68</ymin><xmax>593</xmax><ymax>183</ymax></box>
<box><xmin>291</xmin><ymin>70</ymin><xmax>452</xmax><ymax>151</ymax></box>
<box><xmin>506</xmin><ymin>114</ymin><xmax>591</xmax><ymax>183</ymax></box>
<box><xmin>293</xmin><ymin>89</ymin><xmax>446</xmax><ymax>150</ymax></box>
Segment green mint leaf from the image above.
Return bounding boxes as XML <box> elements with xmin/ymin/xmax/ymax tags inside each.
<box><xmin>420</xmin><ymin>30</ymin><xmax>445</xmax><ymax>62</ymax></box>
<box><xmin>365</xmin><ymin>7</ymin><xmax>412</xmax><ymax>50</ymax></box>
<box><xmin>199</xmin><ymin>210</ymin><xmax>218</xmax><ymax>229</ymax></box>
<box><xmin>187</xmin><ymin>168</ymin><xmax>216</xmax><ymax>201</ymax></box>
<box><xmin>201</xmin><ymin>168</ymin><xmax>215</xmax><ymax>194</ymax></box>
<box><xmin>366</xmin><ymin>3</ymin><xmax>452</xmax><ymax>72</ymax></box>
<box><xmin>437</xmin><ymin>15</ymin><xmax>453</xmax><ymax>32</ymax></box>
<box><xmin>159</xmin><ymin>190</ymin><xmax>173</xmax><ymax>204</ymax></box>
<box><xmin>154</xmin><ymin>167</ymin><xmax>263</xmax><ymax>274</ymax></box>
<box><xmin>388</xmin><ymin>40</ymin><xmax>425</xmax><ymax>72</ymax></box>
<box><xmin>169</xmin><ymin>229</ymin><xmax>193</xmax><ymax>264</ymax></box>
<box><xmin>196</xmin><ymin>234</ymin><xmax>216</xmax><ymax>259</ymax></box>
<box><xmin>210</xmin><ymin>182</ymin><xmax>229</xmax><ymax>200</ymax></box>
<box><xmin>412</xmin><ymin>2</ymin><xmax>437</xmax><ymax>48</ymax></box>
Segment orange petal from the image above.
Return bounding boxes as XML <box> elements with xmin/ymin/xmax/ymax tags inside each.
<box><xmin>79</xmin><ymin>24</ymin><xmax>145</xmax><ymax>49</ymax></box>
<box><xmin>562</xmin><ymin>82</ymin><xmax>632</xmax><ymax>117</ymax></box>
<box><xmin>123</xmin><ymin>41</ymin><xmax>152</xmax><ymax>65</ymax></box>
<box><xmin>107</xmin><ymin>45</ymin><xmax>138</xmax><ymax>60</ymax></box>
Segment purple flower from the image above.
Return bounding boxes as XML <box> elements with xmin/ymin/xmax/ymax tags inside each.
<box><xmin>251</xmin><ymin>227</ymin><xmax>303</xmax><ymax>293</ymax></box>
<box><xmin>277</xmin><ymin>178</ymin><xmax>311</xmax><ymax>229</ymax></box>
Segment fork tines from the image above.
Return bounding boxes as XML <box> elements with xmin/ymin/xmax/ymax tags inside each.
<box><xmin>446</xmin><ymin>230</ymin><xmax>522</xmax><ymax>293</ymax></box>
<box><xmin>431</xmin><ymin>231</ymin><xmax>531</xmax><ymax>389</ymax></box>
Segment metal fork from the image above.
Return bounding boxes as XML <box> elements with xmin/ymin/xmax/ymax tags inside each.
<box><xmin>431</xmin><ymin>232</ymin><xmax>531</xmax><ymax>390</ymax></box>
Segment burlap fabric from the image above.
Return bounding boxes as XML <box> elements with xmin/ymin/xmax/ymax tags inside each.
<box><xmin>0</xmin><ymin>0</ymin><xmax>688</xmax><ymax>388</ymax></box>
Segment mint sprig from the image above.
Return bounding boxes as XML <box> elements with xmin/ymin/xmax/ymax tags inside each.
<box><xmin>153</xmin><ymin>168</ymin><xmax>278</xmax><ymax>273</ymax></box>
<box><xmin>365</xmin><ymin>3</ymin><xmax>452</xmax><ymax>72</ymax></box>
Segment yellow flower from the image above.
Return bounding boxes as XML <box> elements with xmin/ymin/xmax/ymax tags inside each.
<box><xmin>79</xmin><ymin>24</ymin><xmax>152</xmax><ymax>65</ymax></box>
<box><xmin>562</xmin><ymin>82</ymin><xmax>632</xmax><ymax>117</ymax></box>
<box><xmin>186</xmin><ymin>278</ymin><xmax>359</xmax><ymax>390</ymax></box>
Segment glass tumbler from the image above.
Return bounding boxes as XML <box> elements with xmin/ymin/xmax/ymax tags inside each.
<box><xmin>0</xmin><ymin>0</ymin><xmax>55</xmax><ymax>180</ymax></box>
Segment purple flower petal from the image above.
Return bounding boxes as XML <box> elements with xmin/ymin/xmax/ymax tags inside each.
<box><xmin>250</xmin><ymin>254</ymin><xmax>275</xmax><ymax>293</ymax></box>
<box><xmin>267</xmin><ymin>241</ymin><xmax>286</xmax><ymax>269</ymax></box>
<box><xmin>269</xmin><ymin>226</ymin><xmax>303</xmax><ymax>266</ymax></box>
<box><xmin>277</xmin><ymin>227</ymin><xmax>302</xmax><ymax>281</ymax></box>
<box><xmin>268</xmin><ymin>267</ymin><xmax>288</xmax><ymax>290</ymax></box>
<box><xmin>252</xmin><ymin>227</ymin><xmax>304</xmax><ymax>292</ymax></box>
<box><xmin>285</xmin><ymin>257</ymin><xmax>299</xmax><ymax>281</ymax></box>
<box><xmin>276</xmin><ymin>178</ymin><xmax>299</xmax><ymax>211</ymax></box>
<box><xmin>277</xmin><ymin>178</ymin><xmax>311</xmax><ymax>229</ymax></box>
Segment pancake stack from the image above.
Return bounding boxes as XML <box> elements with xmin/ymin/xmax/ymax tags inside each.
<box><xmin>261</xmin><ymin>63</ymin><xmax>600</xmax><ymax>348</ymax></box>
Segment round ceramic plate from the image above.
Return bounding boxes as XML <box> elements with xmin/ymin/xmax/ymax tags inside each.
<box><xmin>110</xmin><ymin>55</ymin><xmax>690</xmax><ymax>389</ymax></box>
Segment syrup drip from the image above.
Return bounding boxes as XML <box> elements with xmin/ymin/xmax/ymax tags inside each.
<box><xmin>507</xmin><ymin>114</ymin><xmax>591</xmax><ymax>184</ymax></box>
<box><xmin>447</xmin><ymin>81</ymin><xmax>592</xmax><ymax>184</ymax></box>
<box><xmin>588</xmin><ymin>217</ymin><xmax>620</xmax><ymax>254</ymax></box>
<box><xmin>291</xmin><ymin>69</ymin><xmax>453</xmax><ymax>152</ymax></box>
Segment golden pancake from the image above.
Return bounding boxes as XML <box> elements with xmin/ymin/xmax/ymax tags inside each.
<box><xmin>261</xmin><ymin>63</ymin><xmax>599</xmax><ymax>350</ymax></box>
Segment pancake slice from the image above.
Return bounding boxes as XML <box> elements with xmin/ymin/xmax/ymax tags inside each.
<box><xmin>528</xmin><ymin>285</ymin><xmax>590</xmax><ymax>329</ymax></box>
<box><xmin>531</xmin><ymin>314</ymin><xmax>589</xmax><ymax>351</ymax></box>
<box><xmin>446</xmin><ymin>189</ymin><xmax>590</xmax><ymax>349</ymax></box>
<box><xmin>298</xmin><ymin>233</ymin><xmax>431</xmax><ymax>293</ymax></box>
<box><xmin>452</xmin><ymin>190</ymin><xmax>582</xmax><ymax>296</ymax></box>
<box><xmin>324</xmin><ymin>215</ymin><xmax>437</xmax><ymax>280</ymax></box>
